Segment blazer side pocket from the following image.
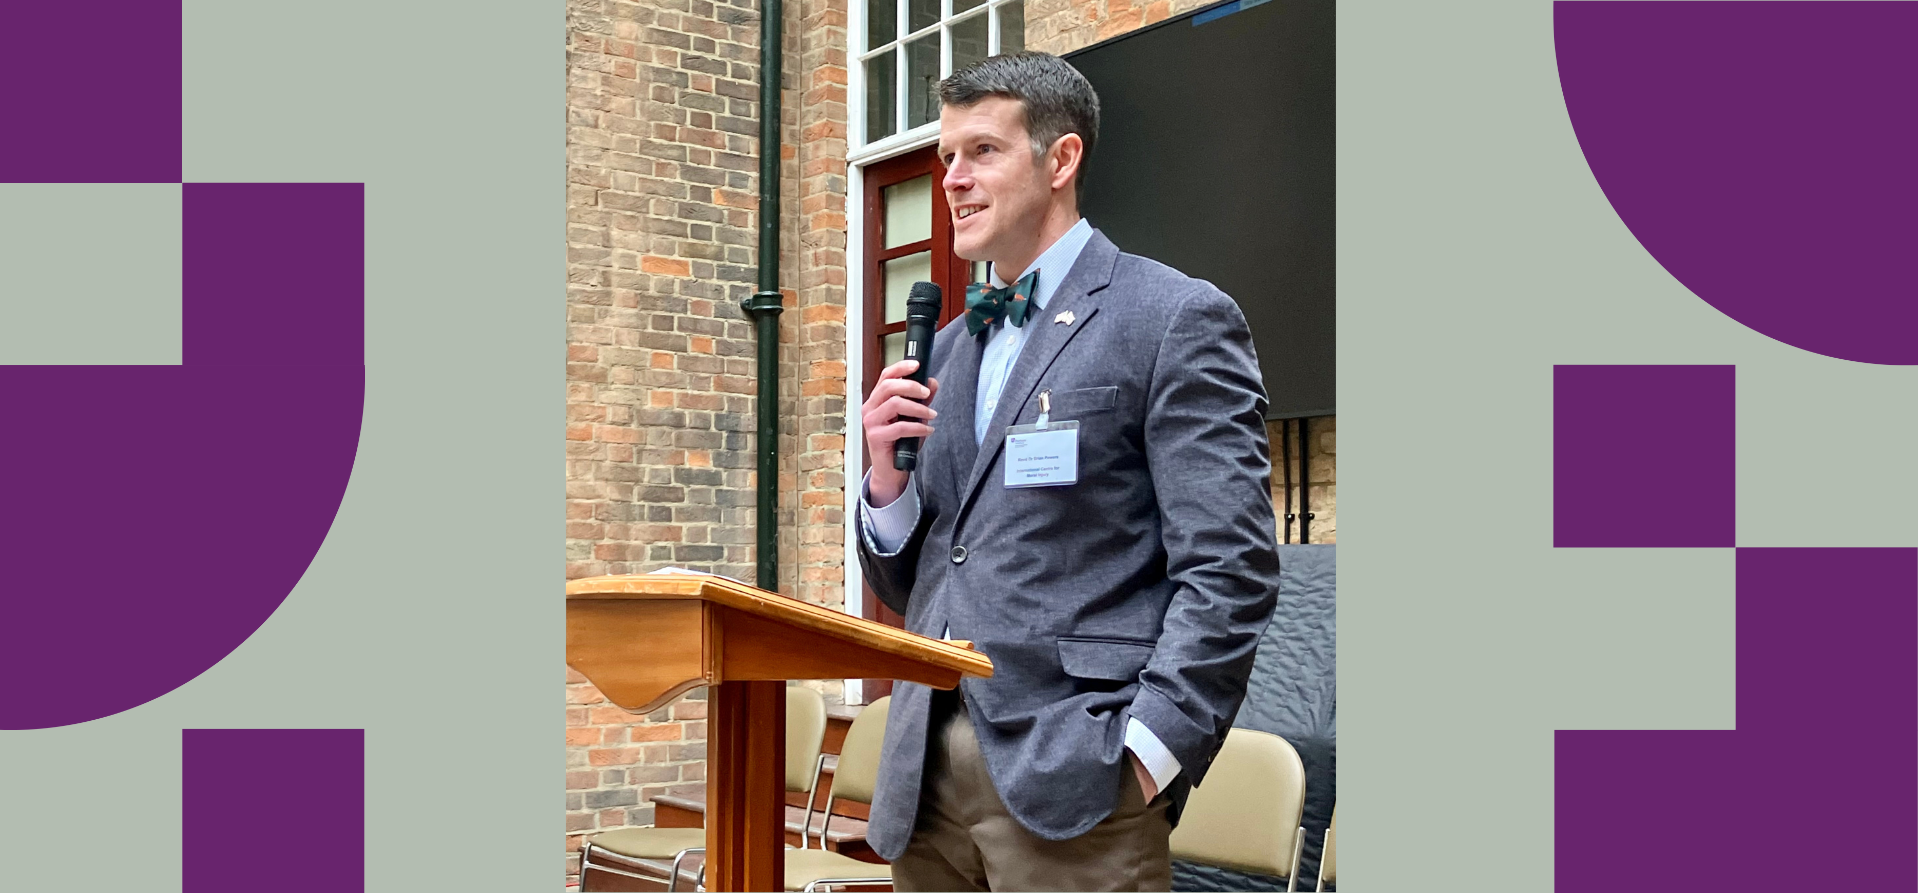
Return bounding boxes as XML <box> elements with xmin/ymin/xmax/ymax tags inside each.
<box><xmin>1057</xmin><ymin>636</ymin><xmax>1154</xmax><ymax>682</ymax></box>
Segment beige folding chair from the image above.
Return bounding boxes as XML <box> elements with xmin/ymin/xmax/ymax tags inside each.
<box><xmin>1316</xmin><ymin>807</ymin><xmax>1335</xmax><ymax>891</ymax></box>
<box><xmin>783</xmin><ymin>695</ymin><xmax>893</xmax><ymax>892</ymax></box>
<box><xmin>579</xmin><ymin>685</ymin><xmax>831</xmax><ymax>891</ymax></box>
<box><xmin>1168</xmin><ymin>728</ymin><xmax>1309</xmax><ymax>892</ymax></box>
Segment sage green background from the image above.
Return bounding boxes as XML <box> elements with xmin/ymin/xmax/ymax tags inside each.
<box><xmin>0</xmin><ymin>0</ymin><xmax>554</xmax><ymax>889</ymax></box>
<box><xmin>6</xmin><ymin>0</ymin><xmax>1916</xmax><ymax>890</ymax></box>
<box><xmin>1343</xmin><ymin>0</ymin><xmax>1918</xmax><ymax>888</ymax></box>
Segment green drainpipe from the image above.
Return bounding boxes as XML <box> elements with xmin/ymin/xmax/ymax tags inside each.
<box><xmin>740</xmin><ymin>0</ymin><xmax>784</xmax><ymax>592</ymax></box>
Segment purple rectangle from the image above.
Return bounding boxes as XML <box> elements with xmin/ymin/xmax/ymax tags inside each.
<box><xmin>0</xmin><ymin>1</ymin><xmax>182</xmax><ymax>183</ymax></box>
<box><xmin>1553</xmin><ymin>364</ymin><xmax>1734</xmax><ymax>547</ymax></box>
<box><xmin>1556</xmin><ymin>548</ymin><xmax>1916</xmax><ymax>889</ymax></box>
<box><xmin>183</xmin><ymin>183</ymin><xmax>366</xmax><ymax>366</ymax></box>
<box><xmin>184</xmin><ymin>729</ymin><xmax>363</xmax><ymax>892</ymax></box>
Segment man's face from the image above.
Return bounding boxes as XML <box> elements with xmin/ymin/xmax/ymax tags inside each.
<box><xmin>938</xmin><ymin>96</ymin><xmax>1054</xmax><ymax>269</ymax></box>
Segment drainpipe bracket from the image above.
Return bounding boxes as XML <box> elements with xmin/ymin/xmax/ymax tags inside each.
<box><xmin>742</xmin><ymin>290</ymin><xmax>785</xmax><ymax>316</ymax></box>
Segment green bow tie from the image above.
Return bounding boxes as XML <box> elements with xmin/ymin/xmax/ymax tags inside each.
<box><xmin>964</xmin><ymin>271</ymin><xmax>1039</xmax><ymax>336</ymax></box>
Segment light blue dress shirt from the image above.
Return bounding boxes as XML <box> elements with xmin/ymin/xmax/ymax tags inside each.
<box><xmin>858</xmin><ymin>218</ymin><xmax>1183</xmax><ymax>794</ymax></box>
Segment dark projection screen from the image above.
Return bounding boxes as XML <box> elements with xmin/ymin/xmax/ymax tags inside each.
<box><xmin>1068</xmin><ymin>0</ymin><xmax>1334</xmax><ymax>418</ymax></box>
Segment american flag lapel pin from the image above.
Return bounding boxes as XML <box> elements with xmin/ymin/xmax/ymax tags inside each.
<box><xmin>1054</xmin><ymin>310</ymin><xmax>1075</xmax><ymax>326</ymax></box>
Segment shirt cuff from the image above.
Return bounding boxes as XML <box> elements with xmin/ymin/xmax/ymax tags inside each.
<box><xmin>859</xmin><ymin>469</ymin><xmax>921</xmax><ymax>556</ymax></box>
<box><xmin>1125</xmin><ymin>717</ymin><xmax>1183</xmax><ymax>794</ymax></box>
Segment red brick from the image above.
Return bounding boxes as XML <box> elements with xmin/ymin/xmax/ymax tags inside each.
<box><xmin>640</xmin><ymin>255</ymin><xmax>692</xmax><ymax>276</ymax></box>
<box><xmin>629</xmin><ymin>723</ymin><xmax>685</xmax><ymax>742</ymax></box>
<box><xmin>588</xmin><ymin>747</ymin><xmax>644</xmax><ymax>766</ymax></box>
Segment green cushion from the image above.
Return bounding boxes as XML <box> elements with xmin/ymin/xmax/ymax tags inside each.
<box><xmin>783</xmin><ymin>849</ymin><xmax>891</xmax><ymax>892</ymax></box>
<box><xmin>588</xmin><ymin>826</ymin><xmax>708</xmax><ymax>860</ymax></box>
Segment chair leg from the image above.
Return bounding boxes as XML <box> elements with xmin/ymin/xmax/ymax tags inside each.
<box><xmin>1316</xmin><ymin>826</ymin><xmax>1331</xmax><ymax>892</ymax></box>
<box><xmin>1286</xmin><ymin>826</ymin><xmax>1304</xmax><ymax>893</ymax></box>
<box><xmin>669</xmin><ymin>847</ymin><xmax>706</xmax><ymax>893</ymax></box>
<box><xmin>800</xmin><ymin>753</ymin><xmax>826</xmax><ymax>850</ymax></box>
<box><xmin>579</xmin><ymin>840</ymin><xmax>594</xmax><ymax>892</ymax></box>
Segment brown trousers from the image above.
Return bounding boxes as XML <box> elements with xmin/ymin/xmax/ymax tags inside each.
<box><xmin>891</xmin><ymin>691</ymin><xmax>1173</xmax><ymax>892</ymax></box>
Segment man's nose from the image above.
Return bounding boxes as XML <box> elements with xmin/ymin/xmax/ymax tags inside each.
<box><xmin>942</xmin><ymin>161</ymin><xmax>970</xmax><ymax>193</ymax></box>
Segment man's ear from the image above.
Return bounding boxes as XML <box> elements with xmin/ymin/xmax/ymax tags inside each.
<box><xmin>1047</xmin><ymin>133</ymin><xmax>1085</xmax><ymax>194</ymax></box>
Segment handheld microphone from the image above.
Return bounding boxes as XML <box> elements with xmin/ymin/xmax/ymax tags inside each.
<box><xmin>893</xmin><ymin>281</ymin><xmax>942</xmax><ymax>472</ymax></box>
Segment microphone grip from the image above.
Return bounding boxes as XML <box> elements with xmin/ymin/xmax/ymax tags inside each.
<box><xmin>891</xmin><ymin>338</ymin><xmax>932</xmax><ymax>471</ymax></box>
<box><xmin>893</xmin><ymin>286</ymin><xmax>941</xmax><ymax>472</ymax></box>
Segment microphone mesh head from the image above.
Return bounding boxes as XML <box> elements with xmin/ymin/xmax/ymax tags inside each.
<box><xmin>906</xmin><ymin>281</ymin><xmax>942</xmax><ymax>320</ymax></box>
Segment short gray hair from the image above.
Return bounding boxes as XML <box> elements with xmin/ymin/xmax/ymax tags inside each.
<box><xmin>938</xmin><ymin>52</ymin><xmax>1100</xmax><ymax>207</ymax></box>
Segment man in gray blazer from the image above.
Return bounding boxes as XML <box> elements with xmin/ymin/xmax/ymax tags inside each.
<box><xmin>856</xmin><ymin>51</ymin><xmax>1281</xmax><ymax>891</ymax></box>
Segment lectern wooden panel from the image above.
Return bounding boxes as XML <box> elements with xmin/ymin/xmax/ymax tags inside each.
<box><xmin>567</xmin><ymin>573</ymin><xmax>992</xmax><ymax>892</ymax></box>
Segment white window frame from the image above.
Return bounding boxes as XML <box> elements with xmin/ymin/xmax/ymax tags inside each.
<box><xmin>848</xmin><ymin>0</ymin><xmax>1025</xmax><ymax>164</ymax></box>
<box><xmin>841</xmin><ymin>0</ymin><xmax>1022</xmax><ymax>705</ymax></box>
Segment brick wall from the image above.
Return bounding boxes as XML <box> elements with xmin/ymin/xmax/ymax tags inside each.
<box><xmin>789</xmin><ymin>0</ymin><xmax>853</xmax><ymax>612</ymax></box>
<box><xmin>1025</xmin><ymin>0</ymin><xmax>1217</xmax><ymax>54</ymax></box>
<box><xmin>565</xmin><ymin>0</ymin><xmax>851</xmax><ymax>881</ymax></box>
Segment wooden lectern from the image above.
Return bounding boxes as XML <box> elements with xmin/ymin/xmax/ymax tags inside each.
<box><xmin>567</xmin><ymin>573</ymin><xmax>993</xmax><ymax>892</ymax></box>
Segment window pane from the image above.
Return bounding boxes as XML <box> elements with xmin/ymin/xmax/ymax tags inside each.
<box><xmin>905</xmin><ymin>33</ymin><xmax>940</xmax><ymax>130</ymax></box>
<box><xmin>883</xmin><ymin>251</ymin><xmax>933</xmax><ymax>323</ymax></box>
<box><xmin>952</xmin><ymin>12</ymin><xmax>988</xmax><ymax>74</ymax></box>
<box><xmin>884</xmin><ymin>175</ymin><xmax>933</xmax><ymax>249</ymax></box>
<box><xmin>909</xmin><ymin>0</ymin><xmax>939</xmax><ymax>34</ymax></box>
<box><xmin>883</xmin><ymin>331</ymin><xmax>909</xmax><ymax>369</ymax></box>
<box><xmin>997</xmin><ymin>0</ymin><xmax>1024</xmax><ymax>55</ymax></box>
<box><xmin>867</xmin><ymin>0</ymin><xmax>897</xmax><ymax>50</ymax></box>
<box><xmin>866</xmin><ymin>52</ymin><xmax>897</xmax><ymax>142</ymax></box>
<box><xmin>955</xmin><ymin>0</ymin><xmax>987</xmax><ymax>13</ymax></box>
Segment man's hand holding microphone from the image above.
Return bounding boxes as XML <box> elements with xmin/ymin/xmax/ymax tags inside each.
<box><xmin>863</xmin><ymin>282</ymin><xmax>943</xmax><ymax>507</ymax></box>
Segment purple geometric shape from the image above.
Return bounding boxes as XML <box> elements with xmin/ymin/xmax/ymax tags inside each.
<box><xmin>1556</xmin><ymin>2</ymin><xmax>1918</xmax><ymax>366</ymax></box>
<box><xmin>185</xmin><ymin>184</ymin><xmax>365</xmax><ymax>365</ymax></box>
<box><xmin>185</xmin><ymin>729</ymin><xmax>364</xmax><ymax>892</ymax></box>
<box><xmin>1556</xmin><ymin>548</ymin><xmax>1917</xmax><ymax>890</ymax></box>
<box><xmin>0</xmin><ymin>0</ymin><xmax>183</xmax><ymax>183</ymax></box>
<box><xmin>1554</xmin><ymin>365</ymin><xmax>1734</xmax><ymax>548</ymax></box>
<box><xmin>0</xmin><ymin>183</ymin><xmax>363</xmax><ymax>730</ymax></box>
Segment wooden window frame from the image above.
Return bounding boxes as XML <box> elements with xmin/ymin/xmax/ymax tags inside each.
<box><xmin>857</xmin><ymin>144</ymin><xmax>970</xmax><ymax>701</ymax></box>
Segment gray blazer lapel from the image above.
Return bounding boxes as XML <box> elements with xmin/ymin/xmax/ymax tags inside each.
<box><xmin>940</xmin><ymin>324</ymin><xmax>986</xmax><ymax>499</ymax></box>
<box><xmin>958</xmin><ymin>230</ymin><xmax>1120</xmax><ymax>512</ymax></box>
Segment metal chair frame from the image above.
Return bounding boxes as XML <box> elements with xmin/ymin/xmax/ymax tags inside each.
<box><xmin>1314</xmin><ymin>808</ymin><xmax>1334</xmax><ymax>892</ymax></box>
<box><xmin>790</xmin><ymin>699</ymin><xmax>893</xmax><ymax>892</ymax></box>
<box><xmin>578</xmin><ymin>692</ymin><xmax>831</xmax><ymax>892</ymax></box>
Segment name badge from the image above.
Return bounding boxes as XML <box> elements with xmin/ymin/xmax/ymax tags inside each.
<box><xmin>1004</xmin><ymin>389</ymin><xmax>1079</xmax><ymax>488</ymax></box>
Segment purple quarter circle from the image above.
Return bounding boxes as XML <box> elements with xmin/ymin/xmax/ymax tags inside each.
<box><xmin>0</xmin><ymin>0</ymin><xmax>183</xmax><ymax>183</ymax></box>
<box><xmin>1554</xmin><ymin>365</ymin><xmax>1734</xmax><ymax>548</ymax></box>
<box><xmin>1556</xmin><ymin>2</ymin><xmax>1918</xmax><ymax>365</ymax></box>
<box><xmin>185</xmin><ymin>729</ymin><xmax>364</xmax><ymax>892</ymax></box>
<box><xmin>0</xmin><ymin>183</ymin><xmax>363</xmax><ymax>730</ymax></box>
<box><xmin>1556</xmin><ymin>548</ymin><xmax>1917</xmax><ymax>890</ymax></box>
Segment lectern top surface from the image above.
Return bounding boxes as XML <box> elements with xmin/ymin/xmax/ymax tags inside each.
<box><xmin>566</xmin><ymin>573</ymin><xmax>993</xmax><ymax>679</ymax></box>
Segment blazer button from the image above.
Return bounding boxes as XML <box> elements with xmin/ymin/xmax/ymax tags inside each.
<box><xmin>950</xmin><ymin>545</ymin><xmax>968</xmax><ymax>564</ymax></box>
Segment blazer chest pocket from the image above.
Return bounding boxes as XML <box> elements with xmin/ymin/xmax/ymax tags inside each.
<box><xmin>1057</xmin><ymin>636</ymin><xmax>1154</xmax><ymax>682</ymax></box>
<box><xmin>1048</xmin><ymin>386</ymin><xmax>1117</xmax><ymax>418</ymax></box>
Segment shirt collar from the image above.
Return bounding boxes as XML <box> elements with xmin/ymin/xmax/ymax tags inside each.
<box><xmin>988</xmin><ymin>217</ymin><xmax>1094</xmax><ymax>311</ymax></box>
